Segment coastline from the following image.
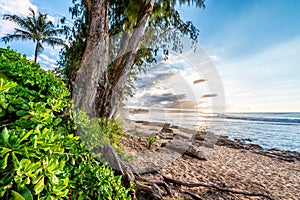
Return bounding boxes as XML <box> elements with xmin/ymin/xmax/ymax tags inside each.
<box><xmin>119</xmin><ymin>119</ymin><xmax>300</xmax><ymax>199</ymax></box>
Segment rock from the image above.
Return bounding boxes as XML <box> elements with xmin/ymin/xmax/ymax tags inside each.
<box><xmin>183</xmin><ymin>145</ymin><xmax>206</xmax><ymax>160</ymax></box>
<box><xmin>245</xmin><ymin>144</ymin><xmax>263</xmax><ymax>150</ymax></box>
<box><xmin>216</xmin><ymin>136</ymin><xmax>300</xmax><ymax>162</ymax></box>
<box><xmin>161</xmin><ymin>123</ymin><xmax>173</xmax><ymax>133</ymax></box>
<box><xmin>170</xmin><ymin>125</ymin><xmax>179</xmax><ymax>129</ymax></box>
<box><xmin>160</xmin><ymin>142</ymin><xmax>168</xmax><ymax>147</ymax></box>
<box><xmin>193</xmin><ymin>134</ymin><xmax>205</xmax><ymax>141</ymax></box>
<box><xmin>137</xmin><ymin>167</ymin><xmax>158</xmax><ymax>175</ymax></box>
<box><xmin>135</xmin><ymin>120</ymin><xmax>150</xmax><ymax>125</ymax></box>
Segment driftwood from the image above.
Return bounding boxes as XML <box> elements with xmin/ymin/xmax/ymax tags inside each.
<box><xmin>163</xmin><ymin>176</ymin><xmax>276</xmax><ymax>200</ymax></box>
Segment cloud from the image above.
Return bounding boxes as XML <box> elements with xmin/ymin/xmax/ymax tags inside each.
<box><xmin>0</xmin><ymin>0</ymin><xmax>37</xmax><ymax>37</ymax></box>
<box><xmin>126</xmin><ymin>47</ymin><xmax>225</xmax><ymax>112</ymax></box>
<box><xmin>215</xmin><ymin>36</ymin><xmax>300</xmax><ymax>112</ymax></box>
<box><xmin>28</xmin><ymin>51</ymin><xmax>58</xmax><ymax>70</ymax></box>
<box><xmin>37</xmin><ymin>53</ymin><xmax>58</xmax><ymax>70</ymax></box>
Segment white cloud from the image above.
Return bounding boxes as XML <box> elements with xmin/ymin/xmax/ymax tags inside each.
<box><xmin>0</xmin><ymin>0</ymin><xmax>37</xmax><ymax>36</ymax></box>
<box><xmin>37</xmin><ymin>53</ymin><xmax>58</xmax><ymax>70</ymax></box>
<box><xmin>217</xmin><ymin>36</ymin><xmax>300</xmax><ymax>112</ymax></box>
<box><xmin>28</xmin><ymin>52</ymin><xmax>58</xmax><ymax>70</ymax></box>
<box><xmin>46</xmin><ymin>15</ymin><xmax>55</xmax><ymax>22</ymax></box>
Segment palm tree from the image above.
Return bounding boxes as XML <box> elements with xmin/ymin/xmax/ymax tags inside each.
<box><xmin>1</xmin><ymin>8</ymin><xmax>66</xmax><ymax>63</ymax></box>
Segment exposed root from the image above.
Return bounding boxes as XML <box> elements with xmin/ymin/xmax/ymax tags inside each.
<box><xmin>163</xmin><ymin>175</ymin><xmax>276</xmax><ymax>200</ymax></box>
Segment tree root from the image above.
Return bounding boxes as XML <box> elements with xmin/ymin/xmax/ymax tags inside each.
<box><xmin>163</xmin><ymin>175</ymin><xmax>276</xmax><ymax>200</ymax></box>
<box><xmin>182</xmin><ymin>190</ymin><xmax>203</xmax><ymax>200</ymax></box>
<box><xmin>98</xmin><ymin>143</ymin><xmax>276</xmax><ymax>200</ymax></box>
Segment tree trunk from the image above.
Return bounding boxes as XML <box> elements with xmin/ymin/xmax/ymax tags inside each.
<box><xmin>97</xmin><ymin>0</ymin><xmax>154</xmax><ymax>118</ymax></box>
<box><xmin>73</xmin><ymin>0</ymin><xmax>154</xmax><ymax>119</ymax></box>
<box><xmin>34</xmin><ymin>41</ymin><xmax>39</xmax><ymax>63</ymax></box>
<box><xmin>72</xmin><ymin>0</ymin><xmax>154</xmax><ymax>179</ymax></box>
<box><xmin>72</xmin><ymin>0</ymin><xmax>109</xmax><ymax>117</ymax></box>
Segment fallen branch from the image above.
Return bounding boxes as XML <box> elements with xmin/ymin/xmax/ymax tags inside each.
<box><xmin>163</xmin><ymin>176</ymin><xmax>275</xmax><ymax>200</ymax></box>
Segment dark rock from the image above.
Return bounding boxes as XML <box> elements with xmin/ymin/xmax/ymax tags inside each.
<box><xmin>217</xmin><ymin>136</ymin><xmax>300</xmax><ymax>162</ymax></box>
<box><xmin>193</xmin><ymin>134</ymin><xmax>205</xmax><ymax>141</ymax></box>
<box><xmin>170</xmin><ymin>125</ymin><xmax>179</xmax><ymax>129</ymax></box>
<box><xmin>160</xmin><ymin>142</ymin><xmax>168</xmax><ymax>147</ymax></box>
<box><xmin>183</xmin><ymin>145</ymin><xmax>206</xmax><ymax>160</ymax></box>
<box><xmin>161</xmin><ymin>123</ymin><xmax>173</xmax><ymax>133</ymax></box>
<box><xmin>196</xmin><ymin>130</ymin><xmax>208</xmax><ymax>135</ymax></box>
<box><xmin>246</xmin><ymin>144</ymin><xmax>263</xmax><ymax>150</ymax></box>
<box><xmin>135</xmin><ymin>120</ymin><xmax>150</xmax><ymax>125</ymax></box>
<box><xmin>138</xmin><ymin>167</ymin><xmax>158</xmax><ymax>175</ymax></box>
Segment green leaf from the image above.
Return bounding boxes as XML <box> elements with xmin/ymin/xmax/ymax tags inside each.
<box><xmin>0</xmin><ymin>180</ymin><xmax>13</xmax><ymax>197</ymax></box>
<box><xmin>12</xmin><ymin>152</ymin><xmax>20</xmax><ymax>169</ymax></box>
<box><xmin>21</xmin><ymin>187</ymin><xmax>33</xmax><ymax>200</ymax></box>
<box><xmin>16</xmin><ymin>130</ymin><xmax>33</xmax><ymax>145</ymax></box>
<box><xmin>0</xmin><ymin>127</ymin><xmax>10</xmax><ymax>146</ymax></box>
<box><xmin>0</xmin><ymin>109</ymin><xmax>6</xmax><ymax>117</ymax></box>
<box><xmin>32</xmin><ymin>173</ymin><xmax>43</xmax><ymax>185</ymax></box>
<box><xmin>16</xmin><ymin>110</ymin><xmax>28</xmax><ymax>117</ymax></box>
<box><xmin>52</xmin><ymin>118</ymin><xmax>62</xmax><ymax>126</ymax></box>
<box><xmin>0</xmin><ymin>78</ymin><xmax>17</xmax><ymax>93</ymax></box>
<box><xmin>11</xmin><ymin>190</ymin><xmax>25</xmax><ymax>200</ymax></box>
<box><xmin>34</xmin><ymin>176</ymin><xmax>44</xmax><ymax>195</ymax></box>
<box><xmin>0</xmin><ymin>153</ymin><xmax>9</xmax><ymax>169</ymax></box>
<box><xmin>0</xmin><ymin>146</ymin><xmax>11</xmax><ymax>157</ymax></box>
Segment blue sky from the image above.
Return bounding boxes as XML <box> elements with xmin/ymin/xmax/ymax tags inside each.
<box><xmin>0</xmin><ymin>0</ymin><xmax>299</xmax><ymax>112</ymax></box>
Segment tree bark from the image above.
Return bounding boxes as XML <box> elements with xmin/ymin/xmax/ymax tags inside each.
<box><xmin>97</xmin><ymin>0</ymin><xmax>154</xmax><ymax>118</ymax></box>
<box><xmin>34</xmin><ymin>41</ymin><xmax>39</xmax><ymax>63</ymax></box>
<box><xmin>72</xmin><ymin>0</ymin><xmax>154</xmax><ymax>183</ymax></box>
<box><xmin>73</xmin><ymin>0</ymin><xmax>154</xmax><ymax>119</ymax></box>
<box><xmin>72</xmin><ymin>0</ymin><xmax>109</xmax><ymax>117</ymax></box>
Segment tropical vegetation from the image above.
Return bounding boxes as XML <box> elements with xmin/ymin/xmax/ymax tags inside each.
<box><xmin>1</xmin><ymin>8</ymin><xmax>67</xmax><ymax>63</ymax></box>
<box><xmin>0</xmin><ymin>47</ymin><xmax>133</xmax><ymax>199</ymax></box>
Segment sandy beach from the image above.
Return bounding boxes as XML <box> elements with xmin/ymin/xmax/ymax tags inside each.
<box><xmin>119</xmin><ymin>120</ymin><xmax>300</xmax><ymax>200</ymax></box>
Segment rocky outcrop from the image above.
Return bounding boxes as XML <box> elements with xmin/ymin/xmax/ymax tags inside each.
<box><xmin>216</xmin><ymin>136</ymin><xmax>300</xmax><ymax>162</ymax></box>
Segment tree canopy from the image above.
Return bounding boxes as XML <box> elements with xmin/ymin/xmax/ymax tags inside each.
<box><xmin>58</xmin><ymin>0</ymin><xmax>205</xmax><ymax>95</ymax></box>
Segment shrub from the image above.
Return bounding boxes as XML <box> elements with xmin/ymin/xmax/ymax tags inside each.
<box><xmin>0</xmin><ymin>47</ymin><xmax>133</xmax><ymax>200</ymax></box>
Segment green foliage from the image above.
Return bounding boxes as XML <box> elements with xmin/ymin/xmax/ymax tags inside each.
<box><xmin>0</xmin><ymin>47</ymin><xmax>133</xmax><ymax>199</ymax></box>
<box><xmin>146</xmin><ymin>135</ymin><xmax>159</xmax><ymax>149</ymax></box>
<box><xmin>72</xmin><ymin>111</ymin><xmax>131</xmax><ymax>162</ymax></box>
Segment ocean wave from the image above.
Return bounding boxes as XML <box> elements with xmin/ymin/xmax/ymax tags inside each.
<box><xmin>215</xmin><ymin>114</ymin><xmax>300</xmax><ymax>124</ymax></box>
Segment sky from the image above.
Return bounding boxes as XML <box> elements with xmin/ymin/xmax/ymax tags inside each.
<box><xmin>0</xmin><ymin>0</ymin><xmax>299</xmax><ymax>112</ymax></box>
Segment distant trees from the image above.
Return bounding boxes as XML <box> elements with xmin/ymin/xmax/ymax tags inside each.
<box><xmin>1</xmin><ymin>8</ymin><xmax>66</xmax><ymax>63</ymax></box>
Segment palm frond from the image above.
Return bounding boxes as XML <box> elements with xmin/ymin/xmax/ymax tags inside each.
<box><xmin>42</xmin><ymin>37</ymin><xmax>66</xmax><ymax>47</ymax></box>
<box><xmin>14</xmin><ymin>28</ymin><xmax>32</xmax><ymax>36</ymax></box>
<box><xmin>43</xmin><ymin>28</ymin><xmax>67</xmax><ymax>37</ymax></box>
<box><xmin>1</xmin><ymin>34</ymin><xmax>33</xmax><ymax>43</ymax></box>
<box><xmin>2</xmin><ymin>14</ymin><xmax>32</xmax><ymax>31</ymax></box>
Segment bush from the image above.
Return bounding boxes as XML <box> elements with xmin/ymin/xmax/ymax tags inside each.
<box><xmin>0</xmin><ymin>47</ymin><xmax>133</xmax><ymax>200</ymax></box>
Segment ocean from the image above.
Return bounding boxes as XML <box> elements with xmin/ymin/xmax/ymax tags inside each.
<box><xmin>126</xmin><ymin>110</ymin><xmax>300</xmax><ymax>152</ymax></box>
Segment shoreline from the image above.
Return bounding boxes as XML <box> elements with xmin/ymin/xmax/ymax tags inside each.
<box><xmin>130</xmin><ymin>119</ymin><xmax>300</xmax><ymax>161</ymax></box>
<box><xmin>119</xmin><ymin>119</ymin><xmax>300</xmax><ymax>199</ymax></box>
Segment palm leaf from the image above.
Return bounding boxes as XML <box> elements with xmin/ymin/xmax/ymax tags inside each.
<box><xmin>42</xmin><ymin>37</ymin><xmax>65</xmax><ymax>47</ymax></box>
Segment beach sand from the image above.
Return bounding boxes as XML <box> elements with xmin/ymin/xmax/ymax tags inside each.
<box><xmin>119</xmin><ymin>120</ymin><xmax>300</xmax><ymax>200</ymax></box>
